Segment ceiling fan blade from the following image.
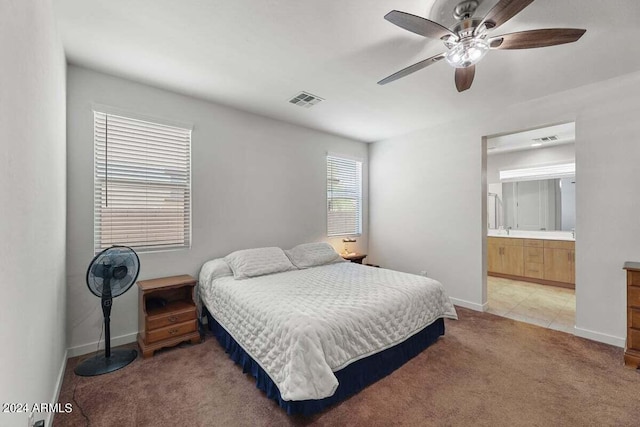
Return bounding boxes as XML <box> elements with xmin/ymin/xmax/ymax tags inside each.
<box><xmin>455</xmin><ymin>66</ymin><xmax>475</xmax><ymax>92</ymax></box>
<box><xmin>479</xmin><ymin>0</ymin><xmax>535</xmax><ymax>30</ymax></box>
<box><xmin>385</xmin><ymin>10</ymin><xmax>456</xmax><ymax>40</ymax></box>
<box><xmin>490</xmin><ymin>28</ymin><xmax>586</xmax><ymax>49</ymax></box>
<box><xmin>378</xmin><ymin>53</ymin><xmax>446</xmax><ymax>85</ymax></box>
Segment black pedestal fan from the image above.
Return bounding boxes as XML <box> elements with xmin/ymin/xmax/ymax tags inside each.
<box><xmin>75</xmin><ymin>245</ymin><xmax>140</xmax><ymax>376</ymax></box>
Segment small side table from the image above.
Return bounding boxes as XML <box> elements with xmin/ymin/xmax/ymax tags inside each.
<box><xmin>137</xmin><ymin>274</ymin><xmax>201</xmax><ymax>358</ymax></box>
<box><xmin>342</xmin><ymin>253</ymin><xmax>367</xmax><ymax>264</ymax></box>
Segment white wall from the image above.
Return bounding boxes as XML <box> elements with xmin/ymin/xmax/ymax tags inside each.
<box><xmin>487</xmin><ymin>143</ymin><xmax>575</xmax><ymax>184</ymax></box>
<box><xmin>0</xmin><ymin>1</ymin><xmax>67</xmax><ymax>426</ymax></box>
<box><xmin>369</xmin><ymin>70</ymin><xmax>640</xmax><ymax>346</ymax></box>
<box><xmin>66</xmin><ymin>66</ymin><xmax>369</xmax><ymax>355</ymax></box>
<box><xmin>368</xmin><ymin>124</ymin><xmax>487</xmax><ymax>310</ymax></box>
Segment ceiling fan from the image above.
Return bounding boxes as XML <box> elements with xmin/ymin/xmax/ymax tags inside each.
<box><xmin>378</xmin><ymin>0</ymin><xmax>586</xmax><ymax>92</ymax></box>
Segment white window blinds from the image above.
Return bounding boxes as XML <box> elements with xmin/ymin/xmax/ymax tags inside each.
<box><xmin>327</xmin><ymin>155</ymin><xmax>362</xmax><ymax>237</ymax></box>
<box><xmin>94</xmin><ymin>111</ymin><xmax>192</xmax><ymax>253</ymax></box>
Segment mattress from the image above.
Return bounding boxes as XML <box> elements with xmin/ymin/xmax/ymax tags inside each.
<box><xmin>199</xmin><ymin>261</ymin><xmax>457</xmax><ymax>401</ymax></box>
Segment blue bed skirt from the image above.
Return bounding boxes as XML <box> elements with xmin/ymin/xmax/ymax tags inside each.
<box><xmin>205</xmin><ymin>310</ymin><xmax>445</xmax><ymax>416</ymax></box>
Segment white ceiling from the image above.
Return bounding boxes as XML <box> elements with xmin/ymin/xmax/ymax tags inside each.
<box><xmin>53</xmin><ymin>0</ymin><xmax>640</xmax><ymax>142</ymax></box>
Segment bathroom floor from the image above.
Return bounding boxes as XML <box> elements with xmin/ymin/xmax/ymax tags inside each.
<box><xmin>487</xmin><ymin>276</ymin><xmax>575</xmax><ymax>333</ymax></box>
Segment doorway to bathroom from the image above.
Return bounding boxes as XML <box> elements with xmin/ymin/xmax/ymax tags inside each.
<box><xmin>484</xmin><ymin>122</ymin><xmax>576</xmax><ymax>333</ymax></box>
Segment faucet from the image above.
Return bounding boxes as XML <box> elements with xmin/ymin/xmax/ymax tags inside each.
<box><xmin>506</xmin><ymin>226</ymin><xmax>512</xmax><ymax>236</ymax></box>
<box><xmin>571</xmin><ymin>228</ymin><xmax>575</xmax><ymax>239</ymax></box>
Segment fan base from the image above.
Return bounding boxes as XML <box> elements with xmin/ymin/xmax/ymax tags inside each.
<box><xmin>74</xmin><ymin>349</ymin><xmax>138</xmax><ymax>377</ymax></box>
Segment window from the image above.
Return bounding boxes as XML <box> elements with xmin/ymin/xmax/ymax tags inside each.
<box><xmin>327</xmin><ymin>154</ymin><xmax>362</xmax><ymax>236</ymax></box>
<box><xmin>94</xmin><ymin>111</ymin><xmax>191</xmax><ymax>253</ymax></box>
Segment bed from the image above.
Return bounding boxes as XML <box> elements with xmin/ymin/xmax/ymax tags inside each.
<box><xmin>198</xmin><ymin>244</ymin><xmax>457</xmax><ymax>415</ymax></box>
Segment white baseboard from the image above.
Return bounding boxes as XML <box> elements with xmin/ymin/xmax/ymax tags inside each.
<box><xmin>573</xmin><ymin>326</ymin><xmax>625</xmax><ymax>348</ymax></box>
<box><xmin>67</xmin><ymin>332</ymin><xmax>138</xmax><ymax>358</ymax></box>
<box><xmin>46</xmin><ymin>349</ymin><xmax>67</xmax><ymax>427</ymax></box>
<box><xmin>450</xmin><ymin>297</ymin><xmax>487</xmax><ymax>312</ymax></box>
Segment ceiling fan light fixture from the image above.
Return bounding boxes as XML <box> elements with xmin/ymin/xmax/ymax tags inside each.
<box><xmin>445</xmin><ymin>37</ymin><xmax>489</xmax><ymax>68</ymax></box>
<box><xmin>379</xmin><ymin>1</ymin><xmax>587</xmax><ymax>91</ymax></box>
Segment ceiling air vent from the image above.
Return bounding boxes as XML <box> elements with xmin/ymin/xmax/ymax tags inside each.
<box><xmin>288</xmin><ymin>91</ymin><xmax>324</xmax><ymax>108</ymax></box>
<box><xmin>533</xmin><ymin>135</ymin><xmax>559</xmax><ymax>143</ymax></box>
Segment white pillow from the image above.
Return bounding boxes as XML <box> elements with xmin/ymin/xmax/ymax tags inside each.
<box><xmin>285</xmin><ymin>242</ymin><xmax>345</xmax><ymax>269</ymax></box>
<box><xmin>224</xmin><ymin>247</ymin><xmax>296</xmax><ymax>280</ymax></box>
<box><xmin>199</xmin><ymin>258</ymin><xmax>233</xmax><ymax>285</ymax></box>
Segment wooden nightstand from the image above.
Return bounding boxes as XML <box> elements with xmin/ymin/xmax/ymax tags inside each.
<box><xmin>137</xmin><ymin>274</ymin><xmax>201</xmax><ymax>358</ymax></box>
<box><xmin>342</xmin><ymin>253</ymin><xmax>367</xmax><ymax>264</ymax></box>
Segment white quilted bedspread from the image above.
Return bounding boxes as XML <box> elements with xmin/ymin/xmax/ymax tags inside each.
<box><xmin>199</xmin><ymin>262</ymin><xmax>458</xmax><ymax>401</ymax></box>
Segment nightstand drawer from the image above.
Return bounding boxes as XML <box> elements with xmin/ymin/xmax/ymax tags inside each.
<box><xmin>628</xmin><ymin>286</ymin><xmax>640</xmax><ymax>308</ymax></box>
<box><xmin>630</xmin><ymin>309</ymin><xmax>640</xmax><ymax>330</ymax></box>
<box><xmin>147</xmin><ymin>306</ymin><xmax>196</xmax><ymax>331</ymax></box>
<box><xmin>629</xmin><ymin>328</ymin><xmax>640</xmax><ymax>351</ymax></box>
<box><xmin>146</xmin><ymin>319</ymin><xmax>197</xmax><ymax>344</ymax></box>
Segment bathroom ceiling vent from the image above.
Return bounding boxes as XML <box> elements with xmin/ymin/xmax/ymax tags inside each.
<box><xmin>288</xmin><ymin>92</ymin><xmax>324</xmax><ymax>108</ymax></box>
<box><xmin>532</xmin><ymin>135</ymin><xmax>559</xmax><ymax>143</ymax></box>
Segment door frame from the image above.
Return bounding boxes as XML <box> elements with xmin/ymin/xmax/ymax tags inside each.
<box><xmin>481</xmin><ymin>121</ymin><xmax>576</xmax><ymax>316</ymax></box>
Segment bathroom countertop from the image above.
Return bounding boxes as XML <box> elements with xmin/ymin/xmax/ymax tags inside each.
<box><xmin>488</xmin><ymin>230</ymin><xmax>575</xmax><ymax>241</ymax></box>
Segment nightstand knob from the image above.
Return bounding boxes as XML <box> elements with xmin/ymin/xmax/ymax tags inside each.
<box><xmin>169</xmin><ymin>328</ymin><xmax>179</xmax><ymax>335</ymax></box>
<box><xmin>168</xmin><ymin>316</ymin><xmax>178</xmax><ymax>323</ymax></box>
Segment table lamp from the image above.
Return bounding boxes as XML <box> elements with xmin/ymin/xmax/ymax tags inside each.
<box><xmin>342</xmin><ymin>238</ymin><xmax>356</xmax><ymax>255</ymax></box>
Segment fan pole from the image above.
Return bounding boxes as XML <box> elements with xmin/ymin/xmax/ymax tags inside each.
<box><xmin>102</xmin><ymin>274</ymin><xmax>113</xmax><ymax>359</ymax></box>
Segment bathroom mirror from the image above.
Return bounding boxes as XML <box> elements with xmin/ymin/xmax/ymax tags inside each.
<box><xmin>488</xmin><ymin>177</ymin><xmax>575</xmax><ymax>232</ymax></box>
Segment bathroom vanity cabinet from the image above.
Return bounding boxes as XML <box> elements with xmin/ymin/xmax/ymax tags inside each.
<box><xmin>488</xmin><ymin>237</ymin><xmax>575</xmax><ymax>288</ymax></box>
<box><xmin>488</xmin><ymin>237</ymin><xmax>524</xmax><ymax>277</ymax></box>
<box><xmin>542</xmin><ymin>240</ymin><xmax>575</xmax><ymax>284</ymax></box>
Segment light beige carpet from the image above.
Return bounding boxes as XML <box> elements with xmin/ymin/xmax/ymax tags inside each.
<box><xmin>54</xmin><ymin>308</ymin><xmax>640</xmax><ymax>426</ymax></box>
